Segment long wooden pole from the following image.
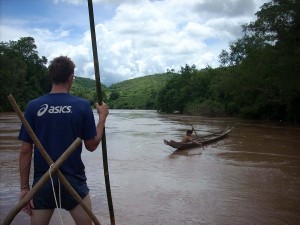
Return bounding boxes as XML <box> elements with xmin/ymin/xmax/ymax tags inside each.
<box><xmin>87</xmin><ymin>1</ymin><xmax>115</xmax><ymax>224</ymax></box>
<box><xmin>5</xmin><ymin>95</ymin><xmax>101</xmax><ymax>225</ymax></box>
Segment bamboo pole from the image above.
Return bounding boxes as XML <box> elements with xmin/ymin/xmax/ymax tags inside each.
<box><xmin>87</xmin><ymin>1</ymin><xmax>115</xmax><ymax>224</ymax></box>
<box><xmin>2</xmin><ymin>138</ymin><xmax>81</xmax><ymax>225</ymax></box>
<box><xmin>5</xmin><ymin>95</ymin><xmax>101</xmax><ymax>225</ymax></box>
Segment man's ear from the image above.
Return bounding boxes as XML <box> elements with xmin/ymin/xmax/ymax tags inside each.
<box><xmin>69</xmin><ymin>74</ymin><xmax>74</xmax><ymax>82</ymax></box>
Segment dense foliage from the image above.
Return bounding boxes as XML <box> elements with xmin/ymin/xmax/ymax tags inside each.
<box><xmin>0</xmin><ymin>37</ymin><xmax>50</xmax><ymax>111</ymax></box>
<box><xmin>157</xmin><ymin>0</ymin><xmax>300</xmax><ymax>122</ymax></box>
<box><xmin>156</xmin><ymin>65</ymin><xmax>229</xmax><ymax>116</ymax></box>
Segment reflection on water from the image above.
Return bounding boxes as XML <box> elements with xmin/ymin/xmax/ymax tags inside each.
<box><xmin>1</xmin><ymin>110</ymin><xmax>300</xmax><ymax>225</ymax></box>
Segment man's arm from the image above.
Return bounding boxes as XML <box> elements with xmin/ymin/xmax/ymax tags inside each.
<box><xmin>19</xmin><ymin>141</ymin><xmax>33</xmax><ymax>215</ymax></box>
<box><xmin>84</xmin><ymin>102</ymin><xmax>109</xmax><ymax>152</ymax></box>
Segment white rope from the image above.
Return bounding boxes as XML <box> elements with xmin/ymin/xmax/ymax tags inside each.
<box><xmin>49</xmin><ymin>164</ymin><xmax>65</xmax><ymax>225</ymax></box>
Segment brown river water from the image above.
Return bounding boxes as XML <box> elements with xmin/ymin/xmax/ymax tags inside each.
<box><xmin>0</xmin><ymin>110</ymin><xmax>300</xmax><ymax>225</ymax></box>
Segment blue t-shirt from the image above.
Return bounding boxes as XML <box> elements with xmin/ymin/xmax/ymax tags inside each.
<box><xmin>18</xmin><ymin>93</ymin><xmax>96</xmax><ymax>181</ymax></box>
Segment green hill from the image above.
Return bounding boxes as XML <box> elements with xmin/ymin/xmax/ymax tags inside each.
<box><xmin>108</xmin><ymin>73</ymin><xmax>176</xmax><ymax>109</ymax></box>
<box><xmin>71</xmin><ymin>76</ymin><xmax>108</xmax><ymax>104</ymax></box>
<box><xmin>70</xmin><ymin>73</ymin><xmax>175</xmax><ymax>109</ymax></box>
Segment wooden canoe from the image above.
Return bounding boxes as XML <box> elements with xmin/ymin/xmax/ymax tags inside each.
<box><xmin>164</xmin><ymin>126</ymin><xmax>234</xmax><ymax>150</ymax></box>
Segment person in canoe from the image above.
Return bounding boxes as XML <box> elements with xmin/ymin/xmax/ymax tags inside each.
<box><xmin>163</xmin><ymin>128</ymin><xmax>202</xmax><ymax>149</ymax></box>
<box><xmin>181</xmin><ymin>129</ymin><xmax>201</xmax><ymax>145</ymax></box>
<box><xmin>181</xmin><ymin>130</ymin><xmax>193</xmax><ymax>143</ymax></box>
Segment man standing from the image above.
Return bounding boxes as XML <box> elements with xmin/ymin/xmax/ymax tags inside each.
<box><xmin>18</xmin><ymin>56</ymin><xmax>108</xmax><ymax>225</ymax></box>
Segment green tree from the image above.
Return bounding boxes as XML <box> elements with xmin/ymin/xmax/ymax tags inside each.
<box><xmin>218</xmin><ymin>0</ymin><xmax>300</xmax><ymax>121</ymax></box>
<box><xmin>109</xmin><ymin>91</ymin><xmax>120</xmax><ymax>101</ymax></box>
<box><xmin>0</xmin><ymin>53</ymin><xmax>27</xmax><ymax>110</ymax></box>
<box><xmin>0</xmin><ymin>37</ymin><xmax>50</xmax><ymax>111</ymax></box>
<box><xmin>156</xmin><ymin>64</ymin><xmax>199</xmax><ymax>113</ymax></box>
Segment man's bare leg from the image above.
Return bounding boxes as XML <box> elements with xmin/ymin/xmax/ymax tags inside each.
<box><xmin>70</xmin><ymin>194</ymin><xmax>93</xmax><ymax>225</ymax></box>
<box><xmin>31</xmin><ymin>209</ymin><xmax>54</xmax><ymax>225</ymax></box>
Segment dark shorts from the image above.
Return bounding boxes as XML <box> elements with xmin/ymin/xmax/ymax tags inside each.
<box><xmin>32</xmin><ymin>174</ymin><xmax>89</xmax><ymax>211</ymax></box>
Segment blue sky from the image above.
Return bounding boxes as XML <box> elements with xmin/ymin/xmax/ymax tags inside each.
<box><xmin>0</xmin><ymin>0</ymin><xmax>269</xmax><ymax>85</ymax></box>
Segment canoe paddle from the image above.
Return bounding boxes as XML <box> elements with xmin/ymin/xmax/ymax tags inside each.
<box><xmin>87</xmin><ymin>0</ymin><xmax>115</xmax><ymax>224</ymax></box>
<box><xmin>191</xmin><ymin>125</ymin><xmax>205</xmax><ymax>150</ymax></box>
<box><xmin>191</xmin><ymin>124</ymin><xmax>200</xmax><ymax>139</ymax></box>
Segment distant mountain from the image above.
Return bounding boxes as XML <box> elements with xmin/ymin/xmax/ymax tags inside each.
<box><xmin>71</xmin><ymin>73</ymin><xmax>176</xmax><ymax>109</ymax></box>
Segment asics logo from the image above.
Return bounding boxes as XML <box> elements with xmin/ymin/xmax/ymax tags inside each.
<box><xmin>37</xmin><ymin>104</ymin><xmax>72</xmax><ymax>117</ymax></box>
<box><xmin>37</xmin><ymin>104</ymin><xmax>48</xmax><ymax>116</ymax></box>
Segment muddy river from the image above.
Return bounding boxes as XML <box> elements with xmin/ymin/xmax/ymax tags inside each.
<box><xmin>0</xmin><ymin>110</ymin><xmax>300</xmax><ymax>225</ymax></box>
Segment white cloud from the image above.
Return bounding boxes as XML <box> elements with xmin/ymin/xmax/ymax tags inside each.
<box><xmin>0</xmin><ymin>24</ymin><xmax>28</xmax><ymax>42</ymax></box>
<box><xmin>0</xmin><ymin>0</ymin><xmax>269</xmax><ymax>85</ymax></box>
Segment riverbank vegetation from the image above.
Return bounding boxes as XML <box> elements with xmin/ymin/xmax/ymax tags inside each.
<box><xmin>158</xmin><ymin>0</ymin><xmax>300</xmax><ymax>122</ymax></box>
<box><xmin>0</xmin><ymin>0</ymin><xmax>299</xmax><ymax>122</ymax></box>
